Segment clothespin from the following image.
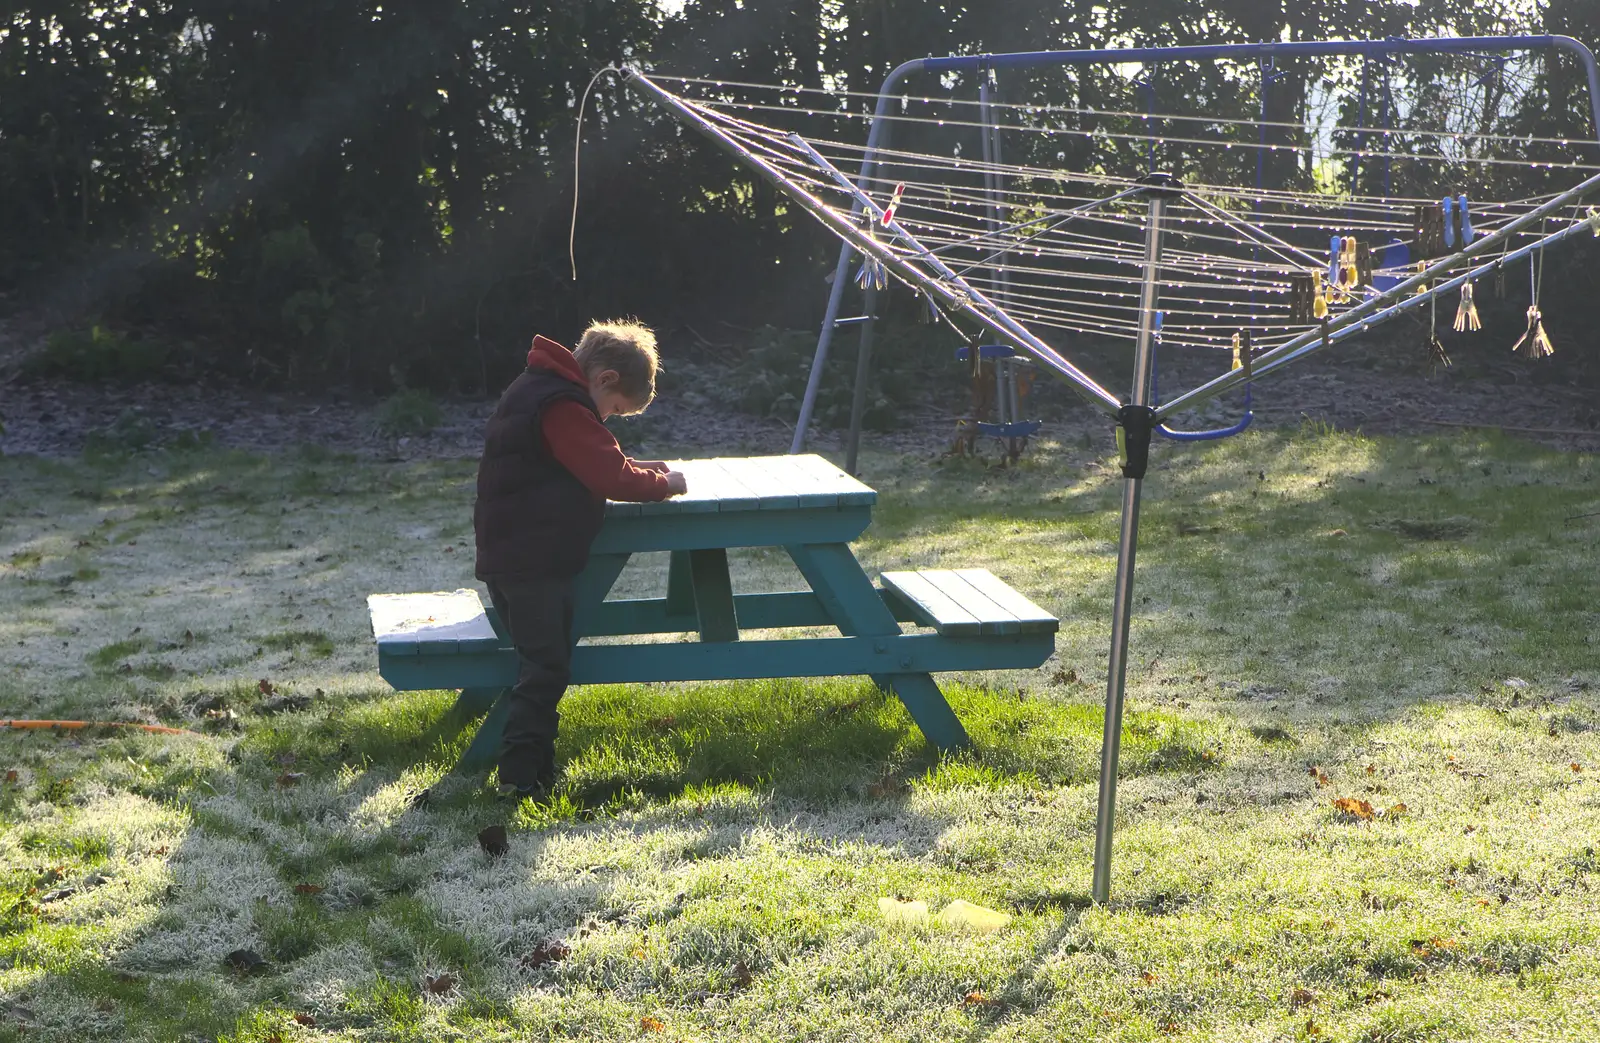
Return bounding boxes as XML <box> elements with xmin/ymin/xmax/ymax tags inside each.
<box><xmin>881</xmin><ymin>182</ymin><xmax>907</xmax><ymax>226</ymax></box>
<box><xmin>1241</xmin><ymin>329</ymin><xmax>1253</xmax><ymax>379</ymax></box>
<box><xmin>1456</xmin><ymin>194</ymin><xmax>1473</xmax><ymax>244</ymax></box>
<box><xmin>1355</xmin><ymin>241</ymin><xmax>1373</xmax><ymax>287</ymax></box>
<box><xmin>1512</xmin><ymin>305</ymin><xmax>1554</xmax><ymax>359</ymax></box>
<box><xmin>1586</xmin><ymin>207</ymin><xmax>1600</xmax><ymax>236</ymax></box>
<box><xmin>1312</xmin><ymin>271</ymin><xmax>1328</xmax><ymax>319</ymax></box>
<box><xmin>854</xmin><ymin>255</ymin><xmax>888</xmax><ymax>291</ymax></box>
<box><xmin>1441</xmin><ymin>197</ymin><xmax>1456</xmax><ymax>249</ymax></box>
<box><xmin>1339</xmin><ymin>237</ymin><xmax>1360</xmax><ymax>289</ymax></box>
<box><xmin>1230</xmin><ymin>331</ymin><xmax>1242</xmax><ymax>370</ymax></box>
<box><xmin>1328</xmin><ymin>236</ymin><xmax>1343</xmax><ymax>289</ymax></box>
<box><xmin>1453</xmin><ymin>281</ymin><xmax>1481</xmax><ymax>333</ymax></box>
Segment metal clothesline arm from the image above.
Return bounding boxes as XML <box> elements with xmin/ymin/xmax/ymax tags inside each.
<box><xmin>1156</xmin><ymin>166</ymin><xmax>1600</xmax><ymax>419</ymax></box>
<box><xmin>624</xmin><ymin>70</ymin><xmax>1125</xmax><ymax>414</ymax></box>
<box><xmin>780</xmin><ymin>132</ymin><xmax>1122</xmax><ymax>413</ymax></box>
<box><xmin>1182</xmin><ymin>192</ymin><xmax>1330</xmax><ymax>270</ymax></box>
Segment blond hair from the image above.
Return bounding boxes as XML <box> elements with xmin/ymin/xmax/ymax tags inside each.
<box><xmin>573</xmin><ymin>319</ymin><xmax>659</xmax><ymax>409</ymax></box>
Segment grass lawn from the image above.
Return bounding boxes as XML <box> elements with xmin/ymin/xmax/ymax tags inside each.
<box><xmin>0</xmin><ymin>426</ymin><xmax>1597</xmax><ymax>1042</ymax></box>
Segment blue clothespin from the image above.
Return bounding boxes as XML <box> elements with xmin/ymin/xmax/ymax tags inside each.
<box><xmin>854</xmin><ymin>255</ymin><xmax>887</xmax><ymax>291</ymax></box>
<box><xmin>1328</xmin><ymin>236</ymin><xmax>1343</xmax><ymax>286</ymax></box>
<box><xmin>1457</xmin><ymin>194</ymin><xmax>1473</xmax><ymax>244</ymax></box>
<box><xmin>1441</xmin><ymin>197</ymin><xmax>1456</xmax><ymax>249</ymax></box>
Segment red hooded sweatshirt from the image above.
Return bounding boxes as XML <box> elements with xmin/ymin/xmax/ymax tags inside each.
<box><xmin>527</xmin><ymin>335</ymin><xmax>673</xmax><ymax>502</ymax></box>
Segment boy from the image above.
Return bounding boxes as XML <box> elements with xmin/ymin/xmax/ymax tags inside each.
<box><xmin>474</xmin><ymin>320</ymin><xmax>686</xmax><ymax>797</ymax></box>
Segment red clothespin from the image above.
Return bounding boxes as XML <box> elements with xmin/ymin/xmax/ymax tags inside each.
<box><xmin>880</xmin><ymin>183</ymin><xmax>906</xmax><ymax>226</ymax></box>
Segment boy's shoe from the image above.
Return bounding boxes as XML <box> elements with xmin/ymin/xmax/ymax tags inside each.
<box><xmin>495</xmin><ymin>781</ymin><xmax>550</xmax><ymax>803</ymax></box>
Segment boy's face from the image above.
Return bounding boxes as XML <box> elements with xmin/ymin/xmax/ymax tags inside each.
<box><xmin>588</xmin><ymin>369</ymin><xmax>648</xmax><ymax>420</ymax></box>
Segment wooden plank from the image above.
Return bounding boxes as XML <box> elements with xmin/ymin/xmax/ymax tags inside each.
<box><xmin>583</xmin><ymin>591</ymin><xmax>830</xmax><ymax>637</ymax></box>
<box><xmin>879</xmin><ymin>571</ymin><xmax>985</xmax><ymax>636</ymax></box>
<box><xmin>950</xmin><ymin>568</ymin><xmax>1059</xmax><ymax>633</ymax></box>
<box><xmin>688</xmin><ymin>459</ymin><xmax>762</xmax><ymax>512</ymax></box>
<box><xmin>759</xmin><ymin>456</ymin><xmax>843</xmax><ymax>509</ymax></box>
<box><xmin>593</xmin><ymin>506</ymin><xmax>873</xmax><ymax>555</ymax></box>
<box><xmin>789</xmin><ymin>454</ymin><xmax>877</xmax><ymax>506</ymax></box>
<box><xmin>377</xmin><ymin>631</ymin><xmax>1056</xmax><ymax>690</ymax></box>
<box><xmin>918</xmin><ymin>569</ymin><xmax>1021</xmax><ymax>636</ymax></box>
<box><xmin>632</xmin><ymin>459</ymin><xmax>723</xmax><ymax>517</ymax></box>
<box><xmin>367</xmin><ymin>591</ymin><xmax>498</xmax><ymax>652</ymax></box>
<box><xmin>718</xmin><ymin>457</ymin><xmax>803</xmax><ymax>510</ymax></box>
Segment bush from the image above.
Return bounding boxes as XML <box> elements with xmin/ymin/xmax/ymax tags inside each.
<box><xmin>23</xmin><ymin>325</ymin><xmax>174</xmax><ymax>382</ymax></box>
<box><xmin>373</xmin><ymin>389</ymin><xmax>443</xmax><ymax>438</ymax></box>
<box><xmin>81</xmin><ymin>408</ymin><xmax>214</xmax><ymax>457</ymax></box>
<box><xmin>673</xmin><ymin>322</ymin><xmax>954</xmax><ymax>431</ymax></box>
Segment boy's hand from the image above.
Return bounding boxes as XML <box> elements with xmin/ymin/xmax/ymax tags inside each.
<box><xmin>634</xmin><ymin>460</ymin><xmax>671</xmax><ymax>473</ymax></box>
<box><xmin>665</xmin><ymin>470</ymin><xmax>688</xmax><ymax>496</ymax></box>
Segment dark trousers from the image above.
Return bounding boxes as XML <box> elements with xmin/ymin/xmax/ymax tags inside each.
<box><xmin>484</xmin><ymin>576</ymin><xmax>574</xmax><ymax>789</ymax></box>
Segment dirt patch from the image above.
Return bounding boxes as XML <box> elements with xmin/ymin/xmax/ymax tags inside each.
<box><xmin>2</xmin><ymin>320</ymin><xmax>1597</xmax><ymax>461</ymax></box>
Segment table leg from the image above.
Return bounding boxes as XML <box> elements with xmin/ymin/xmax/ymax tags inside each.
<box><xmin>453</xmin><ymin>687</ymin><xmax>501</xmax><ymax>718</ymax></box>
<box><xmin>689</xmin><ymin>548</ymin><xmax>740</xmax><ymax>642</ymax></box>
<box><xmin>458</xmin><ymin>691</ymin><xmax>513</xmax><ymax>773</ymax></box>
<box><xmin>785</xmin><ymin>543</ymin><xmax>970</xmax><ymax>751</ymax></box>
<box><xmin>666</xmin><ymin>551</ymin><xmax>696</xmax><ymax>616</ymax></box>
<box><xmin>572</xmin><ymin>553</ymin><xmax>632</xmax><ymax>635</ymax></box>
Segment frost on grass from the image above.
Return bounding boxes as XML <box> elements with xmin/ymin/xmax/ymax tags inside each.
<box><xmin>282</xmin><ymin>939</ymin><xmax>380</xmax><ymax>1016</ymax></box>
<box><xmin>120</xmin><ymin>830</ymin><xmax>285</xmax><ymax>971</ymax></box>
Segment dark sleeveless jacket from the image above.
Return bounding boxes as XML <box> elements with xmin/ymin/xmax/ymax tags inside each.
<box><xmin>474</xmin><ymin>368</ymin><xmax>605</xmax><ymax>580</ymax></box>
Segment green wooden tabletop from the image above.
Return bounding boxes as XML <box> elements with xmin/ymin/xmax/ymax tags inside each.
<box><xmin>604</xmin><ymin>454</ymin><xmax>876</xmax><ymax>518</ymax></box>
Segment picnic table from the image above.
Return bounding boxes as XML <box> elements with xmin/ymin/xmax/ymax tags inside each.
<box><xmin>369</xmin><ymin>455</ymin><xmax>1057</xmax><ymax>770</ymax></box>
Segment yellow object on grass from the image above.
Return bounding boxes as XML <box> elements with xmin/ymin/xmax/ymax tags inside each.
<box><xmin>934</xmin><ymin>899</ymin><xmax>1012</xmax><ymax>933</ymax></box>
<box><xmin>878</xmin><ymin>897</ymin><xmax>1011</xmax><ymax>932</ymax></box>
<box><xmin>877</xmin><ymin>897</ymin><xmax>930</xmax><ymax>924</ymax></box>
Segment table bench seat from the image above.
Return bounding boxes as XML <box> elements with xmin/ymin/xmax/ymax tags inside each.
<box><xmin>879</xmin><ymin>569</ymin><xmax>1059</xmax><ymax>637</ymax></box>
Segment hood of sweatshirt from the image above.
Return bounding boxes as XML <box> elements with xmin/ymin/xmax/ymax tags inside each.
<box><xmin>526</xmin><ymin>335</ymin><xmax>588</xmax><ymax>386</ymax></box>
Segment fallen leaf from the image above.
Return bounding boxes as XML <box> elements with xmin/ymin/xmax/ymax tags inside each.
<box><xmin>265</xmin><ymin>1035</ymin><xmax>282</xmax><ymax>1043</ymax></box>
<box><xmin>292</xmin><ymin>1013</ymin><xmax>317</xmax><ymax>1027</ymax></box>
<box><xmin>1365</xmin><ymin>764</ymin><xmax>1376</xmax><ymax>775</ymax></box>
<box><xmin>425</xmin><ymin>972</ymin><xmax>456</xmax><ymax>994</ymax></box>
<box><xmin>1140</xmin><ymin>971</ymin><xmax>1159</xmax><ymax>984</ymax></box>
<box><xmin>1572</xmin><ymin>762</ymin><xmax>1584</xmax><ymax>773</ymax></box>
<box><xmin>963</xmin><ymin>990</ymin><xmax>992</xmax><ymax>1007</ymax></box>
<box><xmin>640</xmin><ymin>1015</ymin><xmax>666</xmax><ymax>1032</ymax></box>
<box><xmin>258</xmin><ymin>678</ymin><xmax>275</xmax><ymax>695</ymax></box>
<box><xmin>477</xmin><ymin>825</ymin><xmax>509</xmax><ymax>857</ymax></box>
<box><xmin>276</xmin><ymin>772</ymin><xmax>305</xmax><ymax>787</ymax></box>
<box><xmin>866</xmin><ymin>774</ymin><xmax>908</xmax><ymax>799</ymax></box>
<box><xmin>1309</xmin><ymin>766</ymin><xmax>1331</xmax><ymax>788</ymax></box>
<box><xmin>1383</xmin><ymin>803</ymin><xmax>1408</xmax><ymax>818</ymax></box>
<box><xmin>1290</xmin><ymin>987</ymin><xmax>1317</xmax><ymax>1009</ymax></box>
<box><xmin>3</xmin><ymin>770</ymin><xmax>16</xmax><ymax>784</ymax></box>
<box><xmin>647</xmin><ymin>715</ymin><xmax>677</xmax><ymax>731</ymax></box>
<box><xmin>520</xmin><ymin>940</ymin><xmax>571</xmax><ymax>970</ymax></box>
<box><xmin>1332</xmin><ymin>797</ymin><xmax>1375</xmax><ymax>821</ymax></box>
<box><xmin>731</xmin><ymin>960</ymin><xmax>753</xmax><ymax>989</ymax></box>
<box><xmin>293</xmin><ymin>883</ymin><xmax>323</xmax><ymax>895</ymax></box>
<box><xmin>224</xmin><ymin>948</ymin><xmax>268</xmax><ymax>974</ymax></box>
